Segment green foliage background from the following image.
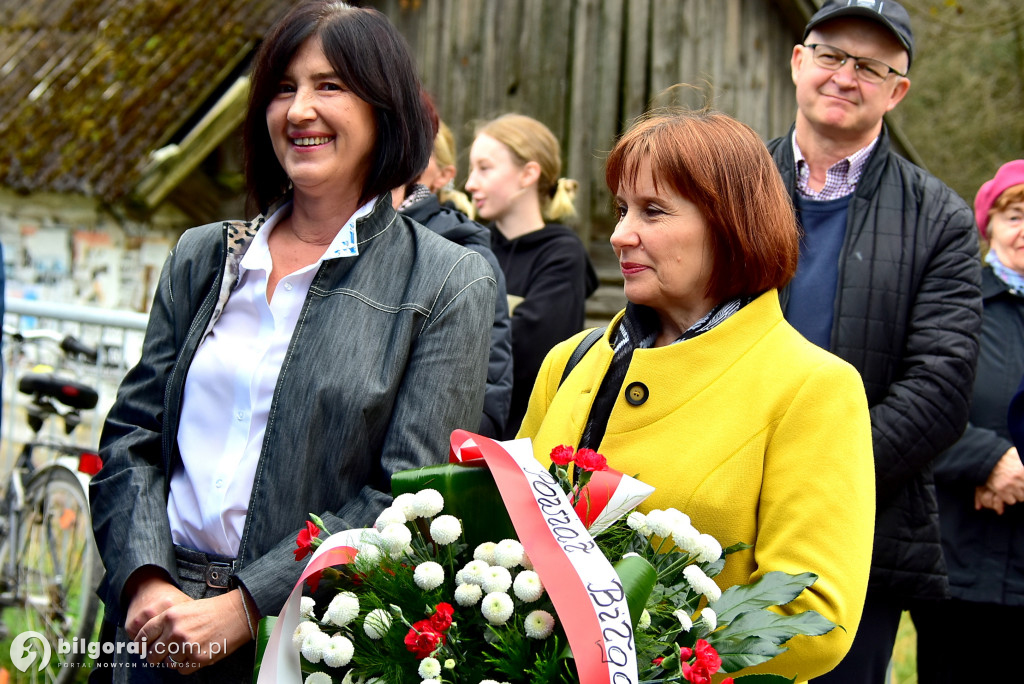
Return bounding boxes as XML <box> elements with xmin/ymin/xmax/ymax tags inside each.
<box><xmin>890</xmin><ymin>0</ymin><xmax>1024</xmax><ymax>207</ymax></box>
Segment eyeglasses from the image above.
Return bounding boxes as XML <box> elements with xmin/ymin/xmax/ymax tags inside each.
<box><xmin>804</xmin><ymin>43</ymin><xmax>907</xmax><ymax>84</ymax></box>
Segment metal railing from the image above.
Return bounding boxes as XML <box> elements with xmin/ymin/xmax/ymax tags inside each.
<box><xmin>2</xmin><ymin>297</ymin><xmax>149</xmax><ymax>469</ymax></box>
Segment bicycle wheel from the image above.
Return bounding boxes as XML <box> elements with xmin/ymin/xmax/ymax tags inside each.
<box><xmin>16</xmin><ymin>465</ymin><xmax>101</xmax><ymax>683</ymax></box>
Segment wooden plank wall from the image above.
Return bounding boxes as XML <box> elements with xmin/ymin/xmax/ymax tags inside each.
<box><xmin>371</xmin><ymin>0</ymin><xmax>800</xmax><ymax>243</ymax></box>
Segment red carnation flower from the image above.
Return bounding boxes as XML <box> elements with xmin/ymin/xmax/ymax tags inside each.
<box><xmin>681</xmin><ymin>661</ymin><xmax>712</xmax><ymax>684</ymax></box>
<box><xmin>430</xmin><ymin>602</ymin><xmax>454</xmax><ymax>633</ymax></box>
<box><xmin>652</xmin><ymin>657</ymin><xmax>665</xmax><ymax>667</ymax></box>
<box><xmin>404</xmin><ymin>622</ymin><xmax>444</xmax><ymax>659</ymax></box>
<box><xmin>550</xmin><ymin>444</ymin><xmax>575</xmax><ymax>466</ymax></box>
<box><xmin>694</xmin><ymin>639</ymin><xmax>722</xmax><ymax>673</ymax></box>
<box><xmin>573</xmin><ymin>448</ymin><xmax>607</xmax><ymax>472</ymax></box>
<box><xmin>294</xmin><ymin>521</ymin><xmax>320</xmax><ymax>561</ymax></box>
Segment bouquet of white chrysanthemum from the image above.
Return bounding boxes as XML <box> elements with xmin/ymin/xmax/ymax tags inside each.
<box><xmin>255</xmin><ymin>431</ymin><xmax>836</xmax><ymax>684</ymax></box>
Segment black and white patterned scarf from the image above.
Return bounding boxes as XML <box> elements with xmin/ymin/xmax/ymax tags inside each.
<box><xmin>397</xmin><ymin>183</ymin><xmax>434</xmax><ymax>213</ymax></box>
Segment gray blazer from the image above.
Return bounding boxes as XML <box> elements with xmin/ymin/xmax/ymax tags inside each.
<box><xmin>90</xmin><ymin>196</ymin><xmax>496</xmax><ymax>620</ymax></box>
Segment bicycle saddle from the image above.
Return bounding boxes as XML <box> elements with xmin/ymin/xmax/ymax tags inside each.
<box><xmin>18</xmin><ymin>373</ymin><xmax>99</xmax><ymax>410</ymax></box>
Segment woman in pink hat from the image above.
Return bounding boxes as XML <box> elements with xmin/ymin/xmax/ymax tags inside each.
<box><xmin>911</xmin><ymin>159</ymin><xmax>1024</xmax><ymax>683</ymax></box>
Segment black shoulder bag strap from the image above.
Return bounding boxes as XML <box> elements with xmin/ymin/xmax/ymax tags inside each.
<box><xmin>559</xmin><ymin>326</ymin><xmax>606</xmax><ymax>388</ymax></box>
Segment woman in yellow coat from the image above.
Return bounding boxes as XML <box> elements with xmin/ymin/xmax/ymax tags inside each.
<box><xmin>518</xmin><ymin>110</ymin><xmax>874</xmax><ymax>683</ymax></box>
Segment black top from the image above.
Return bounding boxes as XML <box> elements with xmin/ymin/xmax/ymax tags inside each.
<box><xmin>490</xmin><ymin>223</ymin><xmax>598</xmax><ymax>438</ymax></box>
<box><xmin>934</xmin><ymin>267</ymin><xmax>1024</xmax><ymax>606</ymax></box>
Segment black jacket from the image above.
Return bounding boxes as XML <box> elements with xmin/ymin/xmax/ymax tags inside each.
<box><xmin>402</xmin><ymin>194</ymin><xmax>514</xmax><ymax>438</ymax></box>
<box><xmin>933</xmin><ymin>267</ymin><xmax>1024</xmax><ymax>606</ymax></box>
<box><xmin>769</xmin><ymin>125</ymin><xmax>983</xmax><ymax>601</ymax></box>
<box><xmin>491</xmin><ymin>223</ymin><xmax>598</xmax><ymax>439</ymax></box>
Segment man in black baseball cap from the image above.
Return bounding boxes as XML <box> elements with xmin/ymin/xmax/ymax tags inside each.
<box><xmin>766</xmin><ymin>1</ymin><xmax>982</xmax><ymax>681</ymax></box>
<box><xmin>804</xmin><ymin>0</ymin><xmax>914</xmax><ymax>67</ymax></box>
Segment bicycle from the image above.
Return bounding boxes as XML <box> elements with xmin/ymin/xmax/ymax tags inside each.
<box><xmin>0</xmin><ymin>328</ymin><xmax>104</xmax><ymax>683</ymax></box>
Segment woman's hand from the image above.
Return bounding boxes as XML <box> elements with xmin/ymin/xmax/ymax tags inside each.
<box><xmin>124</xmin><ymin>568</ymin><xmax>192</xmax><ymax>640</ymax></box>
<box><xmin>135</xmin><ymin>589</ymin><xmax>252</xmax><ymax>671</ymax></box>
<box><xmin>974</xmin><ymin>447</ymin><xmax>1024</xmax><ymax>514</ymax></box>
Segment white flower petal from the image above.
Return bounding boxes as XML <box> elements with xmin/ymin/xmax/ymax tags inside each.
<box><xmin>481</xmin><ymin>565</ymin><xmax>513</xmax><ymax>594</ymax></box>
<box><xmin>381</xmin><ymin>523</ymin><xmax>412</xmax><ymax>553</ymax></box>
<box><xmin>301</xmin><ymin>630</ymin><xmax>331</xmax><ymax>663</ymax></box>
<box><xmin>299</xmin><ymin>596</ymin><xmax>317</xmax><ymax>620</ymax></box>
<box><xmin>474</xmin><ymin>541</ymin><xmax>497</xmax><ymax>564</ymax></box>
<box><xmin>694</xmin><ymin>533</ymin><xmax>723</xmax><ymax>563</ymax></box>
<box><xmin>414</xmin><ymin>489</ymin><xmax>445</xmax><ymax>518</ymax></box>
<box><xmin>392</xmin><ymin>493</ymin><xmax>419</xmax><ymax>521</ymax></box>
<box><xmin>682</xmin><ymin>565</ymin><xmax>722</xmax><ymax>602</ymax></box>
<box><xmin>292</xmin><ymin>620</ymin><xmax>319</xmax><ymax>652</ymax></box>
<box><xmin>414</xmin><ymin>561</ymin><xmax>446</xmax><ymax>591</ymax></box>
<box><xmin>524</xmin><ymin>609</ymin><xmax>555</xmax><ymax>639</ymax></box>
<box><xmin>418</xmin><ymin>657</ymin><xmax>442</xmax><ymax>679</ymax></box>
<box><xmin>672</xmin><ymin>523</ymin><xmax>701</xmax><ymax>553</ymax></box>
<box><xmin>322</xmin><ymin>635</ymin><xmax>354</xmax><ymax>668</ymax></box>
<box><xmin>326</xmin><ymin>591</ymin><xmax>360</xmax><ymax>627</ymax></box>
<box><xmin>429</xmin><ymin>515</ymin><xmax>462</xmax><ymax>545</ymax></box>
<box><xmin>493</xmin><ymin>539</ymin><xmax>525</xmax><ymax>568</ymax></box>
<box><xmin>459</xmin><ymin>559</ymin><xmax>489</xmax><ymax>586</ymax></box>
<box><xmin>512</xmin><ymin>570</ymin><xmax>545</xmax><ymax>602</ymax></box>
<box><xmin>626</xmin><ymin>511</ymin><xmax>648</xmax><ymax>532</ymax></box>
<box><xmin>374</xmin><ymin>506</ymin><xmax>406</xmax><ymax>531</ymax></box>
<box><xmin>480</xmin><ymin>592</ymin><xmax>514</xmax><ymax>625</ymax></box>
<box><xmin>645</xmin><ymin>509</ymin><xmax>673</xmax><ymax>538</ymax></box>
<box><xmin>454</xmin><ymin>582</ymin><xmax>483</xmax><ymax>606</ymax></box>
<box><xmin>363</xmin><ymin>608</ymin><xmax>392</xmax><ymax>639</ymax></box>
<box><xmin>306</xmin><ymin>673</ymin><xmax>333</xmax><ymax>684</ymax></box>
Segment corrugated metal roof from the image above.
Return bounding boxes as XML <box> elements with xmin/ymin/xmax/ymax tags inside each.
<box><xmin>0</xmin><ymin>0</ymin><xmax>295</xmax><ymax>201</ymax></box>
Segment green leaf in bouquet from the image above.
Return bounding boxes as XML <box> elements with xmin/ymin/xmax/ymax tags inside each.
<box><xmin>709</xmin><ymin>610</ymin><xmax>836</xmax><ymax>672</ymax></box>
<box><xmin>724</xmin><ymin>541</ymin><xmax>753</xmax><ymax>555</ymax></box>
<box><xmin>251</xmin><ymin>616</ymin><xmax>277</xmax><ymax>684</ymax></box>
<box><xmin>732</xmin><ymin>674</ymin><xmax>797</xmax><ymax>684</ymax></box>
<box><xmin>706</xmin><ymin>634</ymin><xmax>784</xmax><ymax>671</ymax></box>
<box><xmin>715</xmin><ymin>608</ymin><xmax>837</xmax><ymax>644</ymax></box>
<box><xmin>613</xmin><ymin>555</ymin><xmax>658</xmax><ymax>627</ymax></box>
<box><xmin>391</xmin><ymin>463</ymin><xmax>518</xmax><ymax>548</ymax></box>
<box><xmin>711</xmin><ymin>571</ymin><xmax>820</xmax><ymax>623</ymax></box>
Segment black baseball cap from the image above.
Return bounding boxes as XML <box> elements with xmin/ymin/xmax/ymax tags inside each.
<box><xmin>803</xmin><ymin>0</ymin><xmax>915</xmax><ymax>68</ymax></box>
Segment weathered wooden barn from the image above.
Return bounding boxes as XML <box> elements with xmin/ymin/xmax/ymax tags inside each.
<box><xmin>0</xmin><ymin>0</ymin><xmax>880</xmax><ymax>314</ymax></box>
<box><xmin>381</xmin><ymin>0</ymin><xmax>820</xmax><ymax>243</ymax></box>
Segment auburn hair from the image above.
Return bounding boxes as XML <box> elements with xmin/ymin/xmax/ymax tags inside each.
<box><xmin>606</xmin><ymin>110</ymin><xmax>799</xmax><ymax>301</ymax></box>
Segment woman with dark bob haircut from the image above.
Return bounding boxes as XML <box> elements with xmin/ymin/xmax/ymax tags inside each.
<box><xmin>518</xmin><ymin>110</ymin><xmax>875</xmax><ymax>681</ymax></box>
<box><xmin>90</xmin><ymin>2</ymin><xmax>495</xmax><ymax>681</ymax></box>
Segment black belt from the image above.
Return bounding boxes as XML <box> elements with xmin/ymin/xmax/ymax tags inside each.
<box><xmin>174</xmin><ymin>545</ymin><xmax>239</xmax><ymax>589</ymax></box>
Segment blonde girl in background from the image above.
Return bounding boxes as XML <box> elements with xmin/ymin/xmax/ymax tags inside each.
<box><xmin>466</xmin><ymin>113</ymin><xmax>598</xmax><ymax>438</ymax></box>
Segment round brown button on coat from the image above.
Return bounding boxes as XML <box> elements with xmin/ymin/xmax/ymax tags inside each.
<box><xmin>625</xmin><ymin>381</ymin><xmax>648</xmax><ymax>406</ymax></box>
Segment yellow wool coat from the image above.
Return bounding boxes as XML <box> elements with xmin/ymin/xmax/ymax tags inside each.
<box><xmin>518</xmin><ymin>291</ymin><xmax>874</xmax><ymax>683</ymax></box>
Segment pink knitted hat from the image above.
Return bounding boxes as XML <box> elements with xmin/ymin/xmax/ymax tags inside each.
<box><xmin>975</xmin><ymin>159</ymin><xmax>1024</xmax><ymax>237</ymax></box>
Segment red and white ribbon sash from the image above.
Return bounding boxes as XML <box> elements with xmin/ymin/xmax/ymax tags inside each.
<box><xmin>450</xmin><ymin>430</ymin><xmax>638</xmax><ymax>684</ymax></box>
<box><xmin>257</xmin><ymin>532</ymin><xmax>360</xmax><ymax>683</ymax></box>
<box><xmin>573</xmin><ymin>468</ymin><xmax>655</xmax><ymax>536</ymax></box>
<box><xmin>262</xmin><ymin>431</ymin><xmax>643</xmax><ymax>683</ymax></box>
